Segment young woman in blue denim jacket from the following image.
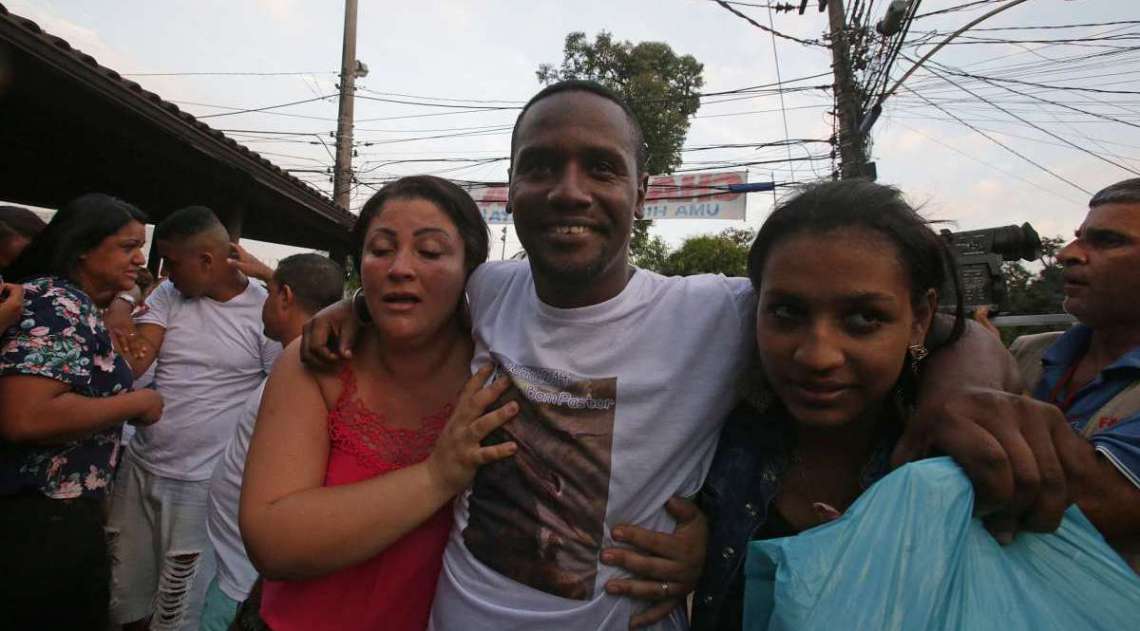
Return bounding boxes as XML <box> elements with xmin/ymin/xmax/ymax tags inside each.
<box><xmin>690</xmin><ymin>180</ymin><xmax>965</xmax><ymax>630</ymax></box>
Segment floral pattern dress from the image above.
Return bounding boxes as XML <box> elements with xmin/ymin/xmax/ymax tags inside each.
<box><xmin>0</xmin><ymin>275</ymin><xmax>134</xmax><ymax>499</ymax></box>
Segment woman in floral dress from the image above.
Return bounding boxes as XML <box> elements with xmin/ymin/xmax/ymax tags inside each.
<box><xmin>0</xmin><ymin>193</ymin><xmax>165</xmax><ymax>628</ymax></box>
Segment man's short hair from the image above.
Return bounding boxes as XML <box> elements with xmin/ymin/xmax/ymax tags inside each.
<box><xmin>509</xmin><ymin>79</ymin><xmax>649</xmax><ymax>176</ymax></box>
<box><xmin>154</xmin><ymin>206</ymin><xmax>226</xmax><ymax>244</ymax></box>
<box><xmin>0</xmin><ymin>206</ymin><xmax>47</xmax><ymax>239</ymax></box>
<box><xmin>1090</xmin><ymin>178</ymin><xmax>1140</xmax><ymax>208</ymax></box>
<box><xmin>273</xmin><ymin>253</ymin><xmax>345</xmax><ymax>313</ymax></box>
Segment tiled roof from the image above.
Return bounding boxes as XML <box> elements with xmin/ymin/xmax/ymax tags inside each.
<box><xmin>0</xmin><ymin>3</ymin><xmax>355</xmax><ymax>229</ymax></box>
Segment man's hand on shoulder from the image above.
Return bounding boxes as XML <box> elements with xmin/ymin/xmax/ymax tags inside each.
<box><xmin>893</xmin><ymin>320</ymin><xmax>1073</xmax><ymax>542</ymax></box>
<box><xmin>893</xmin><ymin>388</ymin><xmax>1071</xmax><ymax>543</ymax></box>
<box><xmin>300</xmin><ymin>297</ymin><xmax>359</xmax><ymax>371</ymax></box>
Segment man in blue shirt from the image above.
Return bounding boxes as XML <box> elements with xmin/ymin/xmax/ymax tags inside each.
<box><xmin>1012</xmin><ymin>177</ymin><xmax>1140</xmax><ymax>569</ymax></box>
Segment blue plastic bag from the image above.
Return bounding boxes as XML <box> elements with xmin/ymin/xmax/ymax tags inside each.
<box><xmin>744</xmin><ymin>457</ymin><xmax>1140</xmax><ymax>630</ymax></box>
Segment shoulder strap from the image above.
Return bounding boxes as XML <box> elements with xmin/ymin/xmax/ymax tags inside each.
<box><xmin>1009</xmin><ymin>331</ymin><xmax>1065</xmax><ymax>393</ymax></box>
<box><xmin>1083</xmin><ymin>379</ymin><xmax>1140</xmax><ymax>438</ymax></box>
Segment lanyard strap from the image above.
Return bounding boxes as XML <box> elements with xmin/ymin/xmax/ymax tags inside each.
<box><xmin>1048</xmin><ymin>362</ymin><xmax>1082</xmax><ymax>413</ymax></box>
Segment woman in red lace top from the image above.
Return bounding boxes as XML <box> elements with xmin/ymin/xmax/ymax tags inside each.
<box><xmin>240</xmin><ymin>176</ymin><xmax>519</xmax><ymax>631</ymax></box>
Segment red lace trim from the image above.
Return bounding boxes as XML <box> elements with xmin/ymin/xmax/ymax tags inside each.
<box><xmin>327</xmin><ymin>366</ymin><xmax>451</xmax><ymax>475</ymax></box>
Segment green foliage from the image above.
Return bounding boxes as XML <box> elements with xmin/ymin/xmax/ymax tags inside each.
<box><xmin>659</xmin><ymin>228</ymin><xmax>755</xmax><ymax>277</ymax></box>
<box><xmin>996</xmin><ymin>236</ymin><xmax>1067</xmax><ymax>345</ymax></box>
<box><xmin>537</xmin><ymin>31</ymin><xmax>704</xmax><ymax>176</ymax></box>
<box><xmin>538</xmin><ymin>31</ymin><xmax>704</xmax><ymax>267</ymax></box>
<box><xmin>1002</xmin><ymin>236</ymin><xmax>1066</xmax><ymax>315</ymax></box>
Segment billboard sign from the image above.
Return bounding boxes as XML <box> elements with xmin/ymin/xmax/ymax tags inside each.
<box><xmin>466</xmin><ymin>170</ymin><xmax>749</xmax><ymax>225</ymax></box>
<box><xmin>642</xmin><ymin>170</ymin><xmax>748</xmax><ymax>220</ymax></box>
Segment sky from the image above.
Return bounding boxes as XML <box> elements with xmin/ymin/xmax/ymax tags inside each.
<box><xmin>4</xmin><ymin>0</ymin><xmax>1138</xmax><ymax>263</ymax></box>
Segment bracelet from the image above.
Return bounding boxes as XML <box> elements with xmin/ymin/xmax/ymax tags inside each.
<box><xmin>352</xmin><ymin>287</ymin><xmax>372</xmax><ymax>324</ymax></box>
<box><xmin>115</xmin><ymin>293</ymin><xmax>137</xmax><ymax>307</ymax></box>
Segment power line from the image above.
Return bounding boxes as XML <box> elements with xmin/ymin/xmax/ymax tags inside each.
<box><xmin>694</xmin><ymin>103</ymin><xmax>832</xmax><ymax>119</ymax></box>
<box><xmin>214</xmin><ymin>128</ymin><xmax>327</xmax><ymax>136</ymax></box>
<box><xmin>886</xmin><ymin>110</ymin><xmax>1140</xmax><ymax>159</ymax></box>
<box><xmin>909</xmin><ymin>64</ymin><xmax>1140</xmax><ymax>96</ymax></box>
<box><xmin>920</xmin><ymin>64</ymin><xmax>1140</xmax><ymax>176</ymax></box>
<box><xmin>120</xmin><ymin>70</ymin><xmax>337</xmax><ymax>77</ymax></box>
<box><xmin>900</xmin><ymin>85</ymin><xmax>1090</xmax><ymax>195</ymax></box>
<box><xmin>711</xmin><ymin>0</ymin><xmax>826</xmax><ymax>47</ymax></box>
<box><xmin>194</xmin><ymin>94</ymin><xmax>338</xmax><ymax>119</ymax></box>
<box><xmin>917</xmin><ymin>59</ymin><xmax>1140</xmax><ymax>130</ymax></box>
<box><xmin>914</xmin><ymin>0</ymin><xmax>1000</xmax><ymax>21</ymax></box>
<box><xmin>889</xmin><ymin>119</ymin><xmax>1087</xmax><ymax>206</ymax></box>
<box><xmin>911</xmin><ymin>33</ymin><xmax>1140</xmax><ymax>47</ymax></box>
<box><xmin>942</xmin><ymin>20</ymin><xmax>1140</xmax><ymax>32</ymax></box>
<box><xmin>765</xmin><ymin>1</ymin><xmax>797</xmax><ymax>181</ymax></box>
<box><xmin>355</xmin><ymin>94</ymin><xmax>520</xmax><ymax>110</ymax></box>
<box><xmin>357</xmin><ymin>108</ymin><xmax>517</xmax><ymax>122</ymax></box>
<box><xmin>355</xmin><ymin>77</ymin><xmax>832</xmax><ymax>111</ymax></box>
<box><xmin>861</xmin><ymin>0</ymin><xmax>921</xmax><ymax>110</ymax></box>
<box><xmin>357</xmin><ymin>87</ymin><xmax>524</xmax><ymax>105</ymax></box>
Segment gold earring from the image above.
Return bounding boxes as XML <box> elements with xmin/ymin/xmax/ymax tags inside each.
<box><xmin>908</xmin><ymin>344</ymin><xmax>929</xmax><ymax>376</ymax></box>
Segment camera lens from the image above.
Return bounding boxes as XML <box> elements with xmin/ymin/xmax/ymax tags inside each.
<box><xmin>990</xmin><ymin>223</ymin><xmax>1041</xmax><ymax>261</ymax></box>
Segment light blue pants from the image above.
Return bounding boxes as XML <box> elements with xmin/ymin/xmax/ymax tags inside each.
<box><xmin>107</xmin><ymin>451</ymin><xmax>216</xmax><ymax>631</ymax></box>
<box><xmin>199</xmin><ymin>576</ymin><xmax>241</xmax><ymax>631</ymax></box>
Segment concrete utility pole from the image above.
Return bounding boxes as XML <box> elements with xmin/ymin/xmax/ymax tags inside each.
<box><xmin>332</xmin><ymin>0</ymin><xmax>359</xmax><ymax>210</ymax></box>
<box><xmin>826</xmin><ymin>0</ymin><xmax>870</xmax><ymax>179</ymax></box>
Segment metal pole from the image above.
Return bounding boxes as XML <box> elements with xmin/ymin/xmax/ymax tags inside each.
<box><xmin>332</xmin><ymin>0</ymin><xmax>359</xmax><ymax>210</ymax></box>
<box><xmin>827</xmin><ymin>0</ymin><xmax>869</xmax><ymax>179</ymax></box>
<box><xmin>501</xmin><ymin>226</ymin><xmax>508</xmax><ymax>260</ymax></box>
<box><xmin>989</xmin><ymin>313</ymin><xmax>1076</xmax><ymax>328</ymax></box>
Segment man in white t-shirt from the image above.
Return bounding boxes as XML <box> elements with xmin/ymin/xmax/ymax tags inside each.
<box><xmin>200</xmin><ymin>253</ymin><xmax>345</xmax><ymax>631</ymax></box>
<box><xmin>304</xmin><ymin>81</ymin><xmax>1073</xmax><ymax>630</ymax></box>
<box><xmin>107</xmin><ymin>207</ymin><xmax>281</xmax><ymax>631</ymax></box>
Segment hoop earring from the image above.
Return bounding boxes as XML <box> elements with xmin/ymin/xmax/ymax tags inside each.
<box><xmin>352</xmin><ymin>287</ymin><xmax>372</xmax><ymax>324</ymax></box>
<box><xmin>908</xmin><ymin>344</ymin><xmax>929</xmax><ymax>376</ymax></box>
<box><xmin>458</xmin><ymin>291</ymin><xmax>473</xmax><ymax>330</ymax></box>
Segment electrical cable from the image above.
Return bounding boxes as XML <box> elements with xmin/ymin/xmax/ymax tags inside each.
<box><xmin>766</xmin><ymin>1</ymin><xmax>798</xmax><ymax>181</ymax></box>
<box><xmin>900</xmin><ymin>85</ymin><xmax>1090</xmax><ymax>194</ymax></box>
<box><xmin>711</xmin><ymin>0</ymin><xmax>825</xmax><ymax>47</ymax></box>
<box><xmin>914</xmin><ymin>0</ymin><xmax>1000</xmax><ymax>21</ymax></box>
<box><xmin>920</xmin><ymin>64</ymin><xmax>1140</xmax><ymax>176</ymax></box>
<box><xmin>915</xmin><ymin>58</ymin><xmax>1140</xmax><ymax>130</ymax></box>
<box><xmin>194</xmin><ymin>94</ymin><xmax>338</xmax><ymax>119</ymax></box>
<box><xmin>121</xmin><ymin>70</ymin><xmax>337</xmax><ymax>77</ymax></box>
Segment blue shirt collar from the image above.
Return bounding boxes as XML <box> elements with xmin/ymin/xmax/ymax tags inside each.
<box><xmin>1043</xmin><ymin>324</ymin><xmax>1140</xmax><ymax>374</ymax></box>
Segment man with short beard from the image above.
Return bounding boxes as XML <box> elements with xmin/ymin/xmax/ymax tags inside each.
<box><xmin>304</xmin><ymin>80</ymin><xmax>1075</xmax><ymax>630</ymax></box>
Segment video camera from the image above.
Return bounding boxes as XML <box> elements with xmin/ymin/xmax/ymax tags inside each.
<box><xmin>939</xmin><ymin>223</ymin><xmax>1042</xmax><ymax>314</ymax></box>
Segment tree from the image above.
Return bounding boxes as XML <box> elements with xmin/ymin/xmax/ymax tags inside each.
<box><xmin>661</xmin><ymin>228</ymin><xmax>755</xmax><ymax>277</ymax></box>
<box><xmin>537</xmin><ymin>32</ymin><xmax>704</xmax><ymax>175</ymax></box>
<box><xmin>632</xmin><ymin>234</ymin><xmax>670</xmax><ymax>273</ymax></box>
<box><xmin>537</xmin><ymin>32</ymin><xmax>705</xmax><ymax>265</ymax></box>
<box><xmin>996</xmin><ymin>236</ymin><xmax>1066</xmax><ymax>345</ymax></box>
<box><xmin>1002</xmin><ymin>236</ymin><xmax>1066</xmax><ymax>315</ymax></box>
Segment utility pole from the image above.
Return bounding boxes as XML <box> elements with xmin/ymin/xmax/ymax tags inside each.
<box><xmin>333</xmin><ymin>0</ymin><xmax>360</xmax><ymax>210</ymax></box>
<box><xmin>826</xmin><ymin>0</ymin><xmax>870</xmax><ymax>180</ymax></box>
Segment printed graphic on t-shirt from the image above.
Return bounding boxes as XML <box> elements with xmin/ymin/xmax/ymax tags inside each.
<box><xmin>463</xmin><ymin>355</ymin><xmax>616</xmax><ymax>600</ymax></box>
